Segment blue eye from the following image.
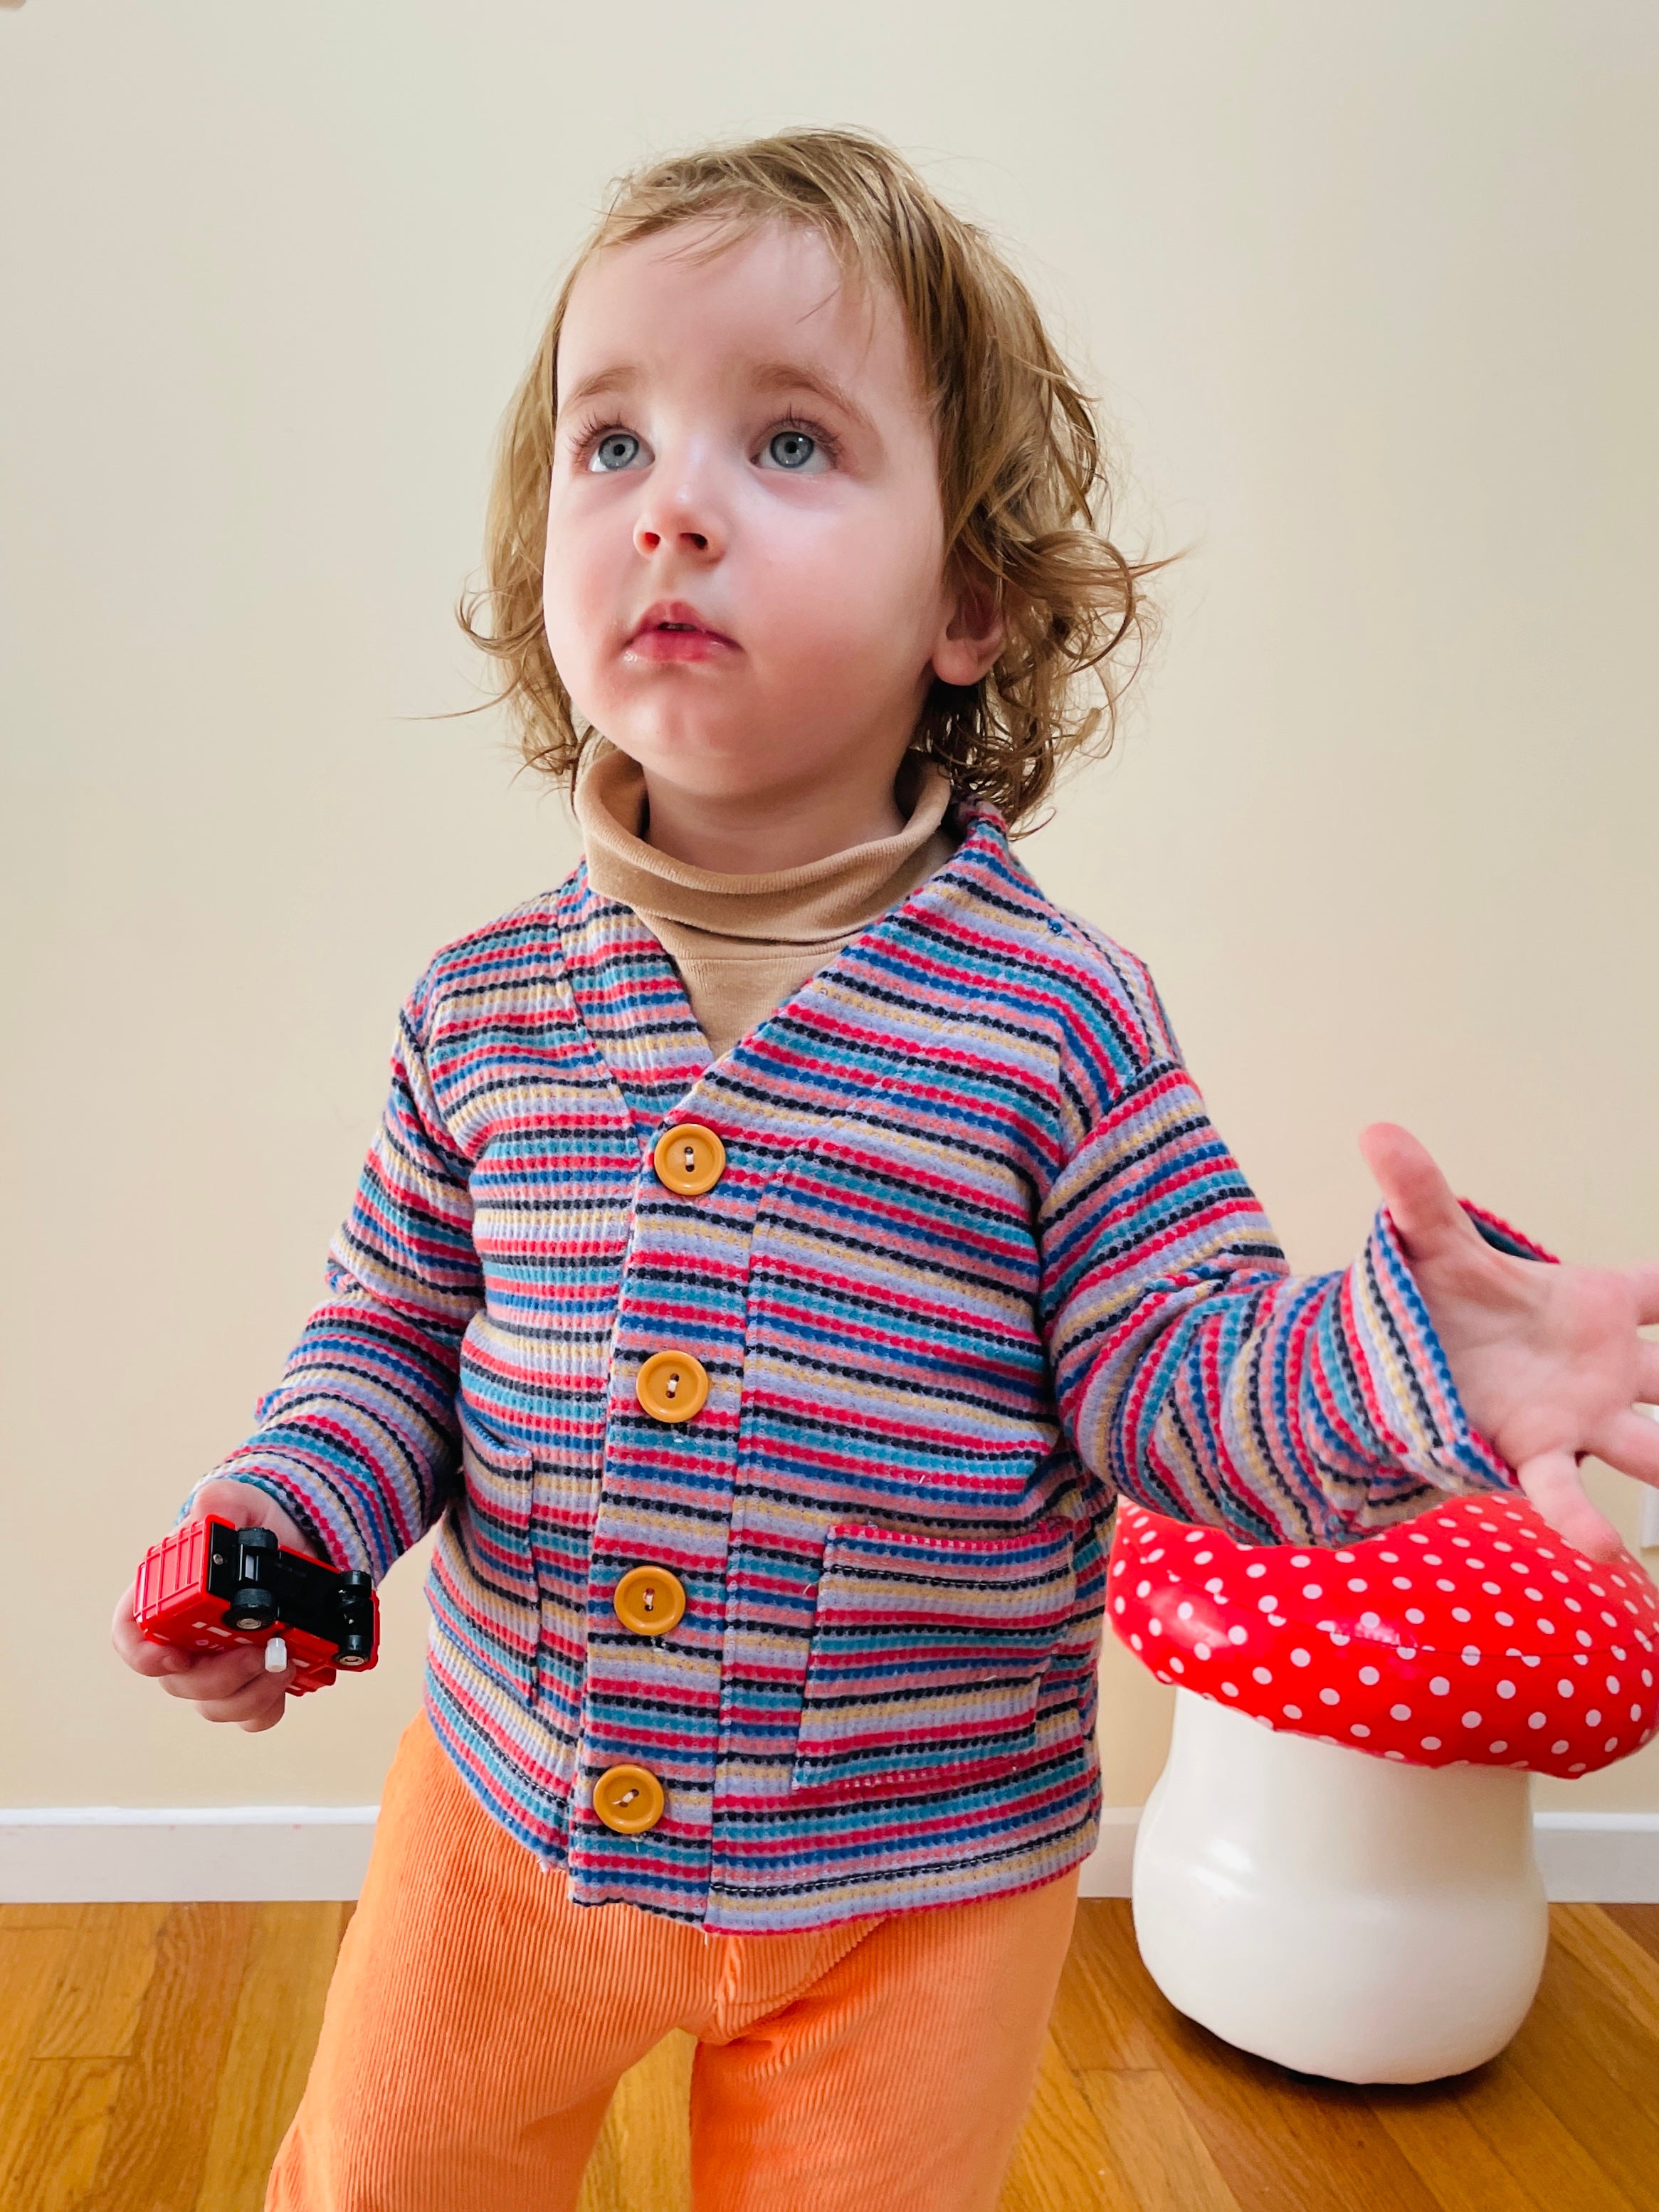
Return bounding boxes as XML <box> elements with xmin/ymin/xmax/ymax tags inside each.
<box><xmin>590</xmin><ymin>431</ymin><xmax>642</xmax><ymax>473</ymax></box>
<box><xmin>767</xmin><ymin>428</ymin><xmax>817</xmax><ymax>470</ymax></box>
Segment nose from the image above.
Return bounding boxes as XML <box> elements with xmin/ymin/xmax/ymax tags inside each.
<box><xmin>633</xmin><ymin>461</ymin><xmax>724</xmax><ymax>564</ymax></box>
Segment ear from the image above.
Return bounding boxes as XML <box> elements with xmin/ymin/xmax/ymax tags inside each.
<box><xmin>930</xmin><ymin>569</ymin><xmax>1004</xmax><ymax>688</ymax></box>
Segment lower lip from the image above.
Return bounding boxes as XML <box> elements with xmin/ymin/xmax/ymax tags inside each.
<box><xmin>624</xmin><ymin>627</ymin><xmax>737</xmax><ymax>663</ymax></box>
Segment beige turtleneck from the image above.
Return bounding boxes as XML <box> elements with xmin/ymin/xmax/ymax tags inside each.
<box><xmin>574</xmin><ymin>744</ymin><xmax>959</xmax><ymax>1060</ymax></box>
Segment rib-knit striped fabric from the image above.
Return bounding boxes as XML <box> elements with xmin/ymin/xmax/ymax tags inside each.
<box><xmin>184</xmin><ymin>799</ymin><xmax>1534</xmax><ymax>1932</ymax></box>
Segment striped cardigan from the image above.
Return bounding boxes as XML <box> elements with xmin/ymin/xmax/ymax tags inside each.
<box><xmin>185</xmin><ymin>799</ymin><xmax>1534</xmax><ymax>1932</ymax></box>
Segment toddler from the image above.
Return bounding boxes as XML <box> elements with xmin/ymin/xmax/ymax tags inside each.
<box><xmin>112</xmin><ymin>129</ymin><xmax>1659</xmax><ymax>2212</ymax></box>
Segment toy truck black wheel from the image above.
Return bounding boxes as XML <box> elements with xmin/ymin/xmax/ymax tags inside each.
<box><xmin>230</xmin><ymin>1585</ymin><xmax>276</xmax><ymax>1631</ymax></box>
<box><xmin>336</xmin><ymin>1572</ymin><xmax>374</xmax><ymax>1664</ymax></box>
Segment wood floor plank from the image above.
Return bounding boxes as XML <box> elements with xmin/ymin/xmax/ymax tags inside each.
<box><xmin>1601</xmin><ymin>1905</ymin><xmax>1659</xmax><ymax>1971</ymax></box>
<box><xmin>1370</xmin><ymin>2077</ymin><xmax>1586</xmax><ymax>2212</ymax></box>
<box><xmin>1077</xmin><ymin>2066</ymin><xmax>1245</xmax><ymax>2212</ymax></box>
<box><xmin>1550</xmin><ymin>1906</ymin><xmax>1659</xmax><ymax>2048</ymax></box>
<box><xmin>0</xmin><ymin>2058</ymin><xmax>127</xmax><ymax>2212</ymax></box>
<box><xmin>576</xmin><ymin>2030</ymin><xmax>694</xmax><ymax>2212</ymax></box>
<box><xmin>1046</xmin><ymin>1902</ymin><xmax>1162</xmax><ymax>2073</ymax></box>
<box><xmin>194</xmin><ymin>1902</ymin><xmax>350</xmax><ymax>2212</ymax></box>
<box><xmin>1075</xmin><ymin>1907</ymin><xmax>1448</xmax><ymax>2212</ymax></box>
<box><xmin>996</xmin><ymin>2030</ymin><xmax>1142</xmax><ymax>2212</ymax></box>
<box><xmin>0</xmin><ymin>1925</ymin><xmax>80</xmax><ymax>2174</ymax></box>
<box><xmin>1499</xmin><ymin>1939</ymin><xmax>1659</xmax><ymax>2212</ymax></box>
<box><xmin>80</xmin><ymin>1902</ymin><xmax>257</xmax><ymax>2212</ymax></box>
<box><xmin>31</xmin><ymin>1903</ymin><xmax>171</xmax><ymax>2060</ymax></box>
<box><xmin>1425</xmin><ymin>2053</ymin><xmax>1643</xmax><ymax>2212</ymax></box>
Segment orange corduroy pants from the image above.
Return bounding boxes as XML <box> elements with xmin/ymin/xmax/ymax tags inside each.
<box><xmin>267</xmin><ymin>1707</ymin><xmax>1079</xmax><ymax>2212</ymax></box>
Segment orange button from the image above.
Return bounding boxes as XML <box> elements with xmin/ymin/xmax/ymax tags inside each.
<box><xmin>613</xmin><ymin>1564</ymin><xmax>687</xmax><ymax>1637</ymax></box>
<box><xmin>653</xmin><ymin>1122</ymin><xmax>726</xmax><ymax>1197</ymax></box>
<box><xmin>636</xmin><ymin>1349</ymin><xmax>709</xmax><ymax>1423</ymax></box>
<box><xmin>592</xmin><ymin>1763</ymin><xmax>665</xmax><ymax>1835</ymax></box>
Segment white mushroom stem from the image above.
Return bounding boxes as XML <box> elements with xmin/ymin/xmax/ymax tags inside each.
<box><xmin>1133</xmin><ymin>1688</ymin><xmax>1548</xmax><ymax>2083</ymax></box>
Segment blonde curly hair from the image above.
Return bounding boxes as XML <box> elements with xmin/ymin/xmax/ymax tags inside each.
<box><xmin>460</xmin><ymin>127</ymin><xmax>1171</xmax><ymax>827</ymax></box>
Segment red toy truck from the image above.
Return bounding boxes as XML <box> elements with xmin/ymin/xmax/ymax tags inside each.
<box><xmin>133</xmin><ymin>1517</ymin><xmax>379</xmax><ymax>1695</ymax></box>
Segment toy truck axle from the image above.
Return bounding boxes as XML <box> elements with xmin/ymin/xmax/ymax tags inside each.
<box><xmin>133</xmin><ymin>1517</ymin><xmax>379</xmax><ymax>1695</ymax></box>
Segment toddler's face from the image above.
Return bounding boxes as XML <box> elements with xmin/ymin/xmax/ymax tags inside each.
<box><xmin>543</xmin><ymin>219</ymin><xmax>979</xmax><ymax>807</ymax></box>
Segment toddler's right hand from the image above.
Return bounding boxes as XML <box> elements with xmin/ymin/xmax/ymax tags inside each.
<box><xmin>110</xmin><ymin>1481</ymin><xmax>322</xmax><ymax>1733</ymax></box>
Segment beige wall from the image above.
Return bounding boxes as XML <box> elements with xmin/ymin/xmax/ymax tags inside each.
<box><xmin>2</xmin><ymin>1</ymin><xmax>1655</xmax><ymax>1823</ymax></box>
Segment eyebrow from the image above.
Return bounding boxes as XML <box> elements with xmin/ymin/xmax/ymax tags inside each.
<box><xmin>556</xmin><ymin>357</ymin><xmax>877</xmax><ymax>436</ymax></box>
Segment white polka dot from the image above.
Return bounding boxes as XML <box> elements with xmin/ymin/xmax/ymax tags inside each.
<box><xmin>1359</xmin><ymin>1665</ymin><xmax>1381</xmax><ymax>1686</ymax></box>
<box><xmin>1290</xmin><ymin>1554</ymin><xmax>1311</xmax><ymax>1567</ymax></box>
<box><xmin>1390</xmin><ymin>1703</ymin><xmax>1412</xmax><ymax>1722</ymax></box>
<box><xmin>1452</xmin><ymin>1608</ymin><xmax>1472</xmax><ymax>1623</ymax></box>
<box><xmin>1489</xmin><ymin>1741</ymin><xmax>1508</xmax><ymax>1754</ymax></box>
<box><xmin>1113</xmin><ymin>1597</ymin><xmax>1126</xmax><ymax>1614</ymax></box>
<box><xmin>1252</xmin><ymin>1666</ymin><xmax>1273</xmax><ymax>1685</ymax></box>
<box><xmin>1405</xmin><ymin>1608</ymin><xmax>1425</xmax><ymax>1624</ymax></box>
<box><xmin>1335</xmin><ymin>1551</ymin><xmax>1356</xmax><ymax>1564</ymax></box>
<box><xmin>1290</xmin><ymin>1648</ymin><xmax>1312</xmax><ymax>1668</ymax></box>
<box><xmin>1460</xmin><ymin>1712</ymin><xmax>1481</xmax><ymax>1728</ymax></box>
<box><xmin>1481</xmin><ymin>1581</ymin><xmax>1502</xmax><ymax>1595</ymax></box>
<box><xmin>1497</xmin><ymin>1681</ymin><xmax>1516</xmax><ymax>1699</ymax></box>
<box><xmin>1129</xmin><ymin>1634</ymin><xmax>1142</xmax><ymax>1651</ymax></box>
<box><xmin>1204</xmin><ymin>1578</ymin><xmax>1224</xmax><ymax>1594</ymax></box>
<box><xmin>1528</xmin><ymin>1712</ymin><xmax>1547</xmax><ymax>1729</ymax></box>
<box><xmin>1430</xmin><ymin>1677</ymin><xmax>1451</xmax><ymax>1696</ymax></box>
<box><xmin>1536</xmin><ymin>1620</ymin><xmax>1555</xmax><ymax>1636</ymax></box>
<box><xmin>1350</xmin><ymin>1723</ymin><xmax>1371</xmax><ymax>1738</ymax></box>
<box><xmin>1551</xmin><ymin>1739</ymin><xmax>1569</xmax><ymax>1754</ymax></box>
<box><xmin>1258</xmin><ymin>1595</ymin><xmax>1278</xmax><ymax>1613</ymax></box>
<box><xmin>1422</xmin><ymin>1736</ymin><xmax>1442</xmax><ymax>1751</ymax></box>
<box><xmin>1463</xmin><ymin>1647</ymin><xmax>1482</xmax><ymax>1666</ymax></box>
<box><xmin>1319</xmin><ymin>1687</ymin><xmax>1341</xmax><ymax>1706</ymax></box>
<box><xmin>1176</xmin><ymin>1601</ymin><xmax>1194</xmax><ymax>1621</ymax></box>
<box><xmin>1227</xmin><ymin>1626</ymin><xmax>1248</xmax><ymax>1646</ymax></box>
<box><xmin>1556</xmin><ymin>1680</ymin><xmax>1574</xmax><ymax>1699</ymax></box>
<box><xmin>1245</xmin><ymin>1563</ymin><xmax>1268</xmax><ymax>1579</ymax></box>
<box><xmin>1302</xmin><ymin>1583</ymin><xmax>1324</xmax><ymax>1600</ymax></box>
<box><xmin>1222</xmin><ymin>1681</ymin><xmax>1240</xmax><ymax>1696</ymax></box>
<box><xmin>1148</xmin><ymin>1620</ymin><xmax>1162</xmax><ymax>1637</ymax></box>
<box><xmin>1606</xmin><ymin>1735</ymin><xmax>1620</xmax><ymax>1751</ymax></box>
<box><xmin>1436</xmin><ymin>1579</ymin><xmax>1457</xmax><ymax>1591</ymax></box>
<box><xmin>1348</xmin><ymin>1578</ymin><xmax>1369</xmax><ymax>1593</ymax></box>
<box><xmin>1586</xmin><ymin>1708</ymin><xmax>1601</xmax><ymax>1726</ymax></box>
<box><xmin>1392</xmin><ymin>1576</ymin><xmax>1413</xmax><ymax>1589</ymax></box>
<box><xmin>1136</xmin><ymin>1580</ymin><xmax>1152</xmax><ymax>1599</ymax></box>
<box><xmin>1607</xmin><ymin>1675</ymin><xmax>1623</xmax><ymax>1695</ymax></box>
<box><xmin>1495</xmin><ymin>1612</ymin><xmax>1515</xmax><ymax>1626</ymax></box>
<box><xmin>1194</xmin><ymin>1643</ymin><xmax>1211</xmax><ymax>1661</ymax></box>
<box><xmin>1283</xmin><ymin>1702</ymin><xmax>1303</xmax><ymax>1719</ymax></box>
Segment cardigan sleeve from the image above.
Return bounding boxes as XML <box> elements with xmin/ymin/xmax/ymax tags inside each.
<box><xmin>177</xmin><ymin>972</ymin><xmax>483</xmax><ymax>1580</ymax></box>
<box><xmin>1040</xmin><ymin>1055</ymin><xmax>1552</xmax><ymax>1546</ymax></box>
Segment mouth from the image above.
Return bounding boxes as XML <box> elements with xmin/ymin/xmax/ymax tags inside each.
<box><xmin>623</xmin><ymin>601</ymin><xmax>739</xmax><ymax>663</ymax></box>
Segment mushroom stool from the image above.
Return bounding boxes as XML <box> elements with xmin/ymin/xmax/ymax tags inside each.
<box><xmin>1109</xmin><ymin>1494</ymin><xmax>1659</xmax><ymax>2082</ymax></box>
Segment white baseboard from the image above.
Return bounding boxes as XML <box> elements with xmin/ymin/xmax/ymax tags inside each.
<box><xmin>0</xmin><ymin>1806</ymin><xmax>380</xmax><ymax>1903</ymax></box>
<box><xmin>0</xmin><ymin>1804</ymin><xmax>1654</xmax><ymax>1905</ymax></box>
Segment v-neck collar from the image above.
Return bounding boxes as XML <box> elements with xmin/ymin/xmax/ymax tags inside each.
<box><xmin>552</xmin><ymin>797</ymin><xmax>1010</xmax><ymax>1135</ymax></box>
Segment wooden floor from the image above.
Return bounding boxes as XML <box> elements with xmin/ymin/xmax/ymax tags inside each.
<box><xmin>1</xmin><ymin>1900</ymin><xmax>1655</xmax><ymax>2211</ymax></box>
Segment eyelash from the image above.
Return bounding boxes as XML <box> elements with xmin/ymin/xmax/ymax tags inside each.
<box><xmin>567</xmin><ymin>409</ymin><xmax>843</xmax><ymax>466</ymax></box>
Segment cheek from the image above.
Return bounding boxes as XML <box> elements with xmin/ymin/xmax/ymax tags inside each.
<box><xmin>541</xmin><ymin>501</ymin><xmax>618</xmax><ymax>675</ymax></box>
<box><xmin>747</xmin><ymin>497</ymin><xmax>943</xmax><ymax>669</ymax></box>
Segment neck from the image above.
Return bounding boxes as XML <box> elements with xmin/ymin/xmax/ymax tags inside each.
<box><xmin>638</xmin><ymin>762</ymin><xmax>910</xmax><ymax>875</ymax></box>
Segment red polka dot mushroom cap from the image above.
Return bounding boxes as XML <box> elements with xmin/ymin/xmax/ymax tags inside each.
<box><xmin>1108</xmin><ymin>1495</ymin><xmax>1659</xmax><ymax>1777</ymax></box>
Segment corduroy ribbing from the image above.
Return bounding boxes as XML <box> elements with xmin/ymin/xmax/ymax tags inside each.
<box><xmin>267</xmin><ymin>1705</ymin><xmax>1078</xmax><ymax>2212</ymax></box>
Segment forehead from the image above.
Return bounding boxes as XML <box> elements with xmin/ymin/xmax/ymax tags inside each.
<box><xmin>555</xmin><ymin>218</ymin><xmax>923</xmax><ymax>412</ymax></box>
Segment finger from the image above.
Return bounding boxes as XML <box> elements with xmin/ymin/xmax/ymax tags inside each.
<box><xmin>110</xmin><ymin>1587</ymin><xmax>197</xmax><ymax>1678</ymax></box>
<box><xmin>1357</xmin><ymin>1124</ymin><xmax>1478</xmax><ymax>1258</ymax></box>
<box><xmin>1590</xmin><ymin>1408</ymin><xmax>1659</xmax><ymax>1490</ymax></box>
<box><xmin>1628</xmin><ymin>1266</ymin><xmax>1659</xmax><ymax>1327</ymax></box>
<box><xmin>1636</xmin><ymin>1341</ymin><xmax>1659</xmax><ymax>1404</ymax></box>
<box><xmin>159</xmin><ymin>1645</ymin><xmax>280</xmax><ymax>1705</ymax></box>
<box><xmin>1517</xmin><ymin>1451</ymin><xmax>1626</xmax><ymax>1563</ymax></box>
<box><xmin>191</xmin><ymin>1675</ymin><xmax>290</xmax><ymax>1727</ymax></box>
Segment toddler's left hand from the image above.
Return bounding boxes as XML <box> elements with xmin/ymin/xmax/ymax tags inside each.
<box><xmin>1360</xmin><ymin>1123</ymin><xmax>1659</xmax><ymax>1561</ymax></box>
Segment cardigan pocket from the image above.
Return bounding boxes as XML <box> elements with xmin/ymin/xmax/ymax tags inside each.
<box><xmin>441</xmin><ymin>1400</ymin><xmax>540</xmax><ymax>1695</ymax></box>
<box><xmin>791</xmin><ymin>1520</ymin><xmax>1078</xmax><ymax>1795</ymax></box>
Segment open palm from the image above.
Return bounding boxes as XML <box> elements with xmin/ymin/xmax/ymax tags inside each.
<box><xmin>1360</xmin><ymin>1124</ymin><xmax>1659</xmax><ymax>1562</ymax></box>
